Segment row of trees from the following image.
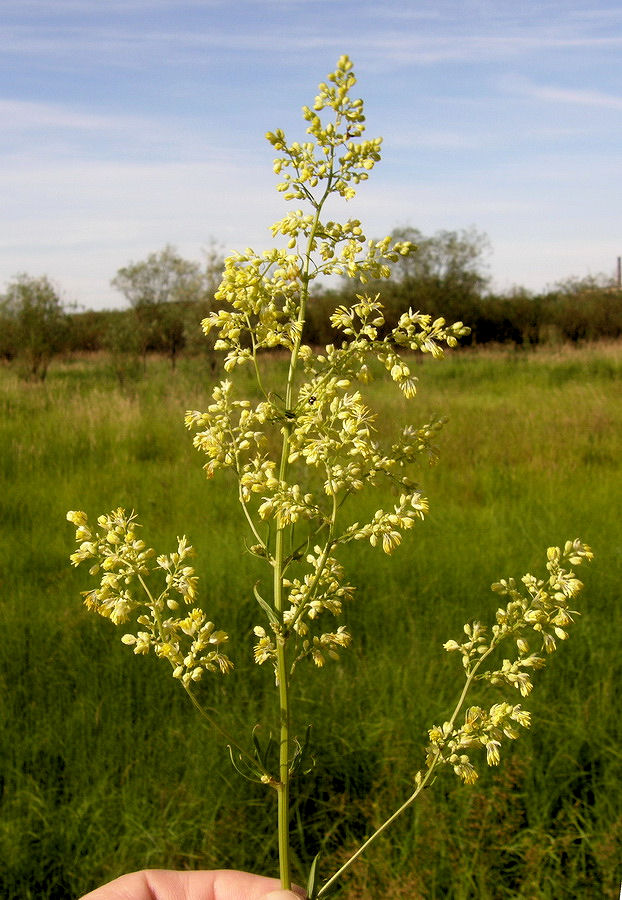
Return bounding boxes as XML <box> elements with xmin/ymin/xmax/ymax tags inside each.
<box><xmin>1</xmin><ymin>231</ymin><xmax>621</xmax><ymax>380</ymax></box>
<box><xmin>328</xmin><ymin>227</ymin><xmax>622</xmax><ymax>348</ymax></box>
<box><xmin>0</xmin><ymin>245</ymin><xmax>222</xmax><ymax>380</ymax></box>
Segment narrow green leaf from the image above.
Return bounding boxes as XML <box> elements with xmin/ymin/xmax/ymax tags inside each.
<box><xmin>253</xmin><ymin>582</ymin><xmax>280</xmax><ymax>626</ymax></box>
<box><xmin>306</xmin><ymin>852</ymin><xmax>321</xmax><ymax>900</ymax></box>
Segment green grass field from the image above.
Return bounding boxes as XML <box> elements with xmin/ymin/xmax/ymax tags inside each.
<box><xmin>1</xmin><ymin>343</ymin><xmax>621</xmax><ymax>899</ymax></box>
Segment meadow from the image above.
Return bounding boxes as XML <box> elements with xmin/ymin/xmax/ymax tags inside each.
<box><xmin>1</xmin><ymin>343</ymin><xmax>620</xmax><ymax>899</ymax></box>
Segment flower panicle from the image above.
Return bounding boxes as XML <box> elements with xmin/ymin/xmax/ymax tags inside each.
<box><xmin>66</xmin><ymin>509</ymin><xmax>232</xmax><ymax>686</ymax></box>
<box><xmin>431</xmin><ymin>540</ymin><xmax>592</xmax><ymax>783</ymax></box>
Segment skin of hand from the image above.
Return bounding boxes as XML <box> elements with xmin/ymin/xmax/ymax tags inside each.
<box><xmin>79</xmin><ymin>868</ymin><xmax>307</xmax><ymax>900</ymax></box>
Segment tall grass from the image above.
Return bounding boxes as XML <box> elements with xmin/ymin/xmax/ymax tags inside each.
<box><xmin>1</xmin><ymin>344</ymin><xmax>620</xmax><ymax>898</ymax></box>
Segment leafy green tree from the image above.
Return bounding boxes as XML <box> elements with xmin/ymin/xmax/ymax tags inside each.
<box><xmin>0</xmin><ymin>274</ymin><xmax>68</xmax><ymax>380</ymax></box>
<box><xmin>541</xmin><ymin>274</ymin><xmax>622</xmax><ymax>343</ymax></box>
<box><xmin>100</xmin><ymin>309</ymin><xmax>143</xmax><ymax>388</ymax></box>
<box><xmin>111</xmin><ymin>245</ymin><xmax>209</xmax><ymax>368</ymax></box>
<box><xmin>391</xmin><ymin>226</ymin><xmax>490</xmax><ymax>325</ymax></box>
<box><xmin>66</xmin><ymin>309</ymin><xmax>107</xmax><ymax>353</ymax></box>
<box><xmin>460</xmin><ymin>287</ymin><xmax>542</xmax><ymax>347</ymax></box>
<box><xmin>111</xmin><ymin>244</ymin><xmax>205</xmax><ymax>307</ymax></box>
<box><xmin>390</xmin><ymin>226</ymin><xmax>490</xmax><ymax>289</ymax></box>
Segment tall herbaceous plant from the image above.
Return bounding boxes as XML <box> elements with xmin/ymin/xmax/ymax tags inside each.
<box><xmin>67</xmin><ymin>57</ymin><xmax>592</xmax><ymax>896</ymax></box>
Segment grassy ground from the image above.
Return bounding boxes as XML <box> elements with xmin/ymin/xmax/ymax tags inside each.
<box><xmin>1</xmin><ymin>343</ymin><xmax>620</xmax><ymax>898</ymax></box>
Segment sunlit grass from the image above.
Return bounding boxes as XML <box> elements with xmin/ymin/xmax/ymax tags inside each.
<box><xmin>1</xmin><ymin>344</ymin><xmax>620</xmax><ymax>898</ymax></box>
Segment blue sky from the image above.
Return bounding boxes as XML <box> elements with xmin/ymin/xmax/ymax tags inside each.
<box><xmin>2</xmin><ymin>0</ymin><xmax>621</xmax><ymax>309</ymax></box>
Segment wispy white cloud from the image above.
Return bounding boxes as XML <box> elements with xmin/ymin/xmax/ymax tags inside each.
<box><xmin>389</xmin><ymin>130</ymin><xmax>484</xmax><ymax>151</ymax></box>
<box><xmin>3</xmin><ymin>0</ymin><xmax>224</xmax><ymax>11</ymax></box>
<box><xmin>0</xmin><ymin>99</ymin><xmax>146</xmax><ymax>133</ymax></box>
<box><xmin>498</xmin><ymin>75</ymin><xmax>622</xmax><ymax>117</ymax></box>
<box><xmin>360</xmin><ymin>32</ymin><xmax>622</xmax><ymax>67</ymax></box>
<box><xmin>4</xmin><ymin>9</ymin><xmax>622</xmax><ymax>72</ymax></box>
<box><xmin>528</xmin><ymin>84</ymin><xmax>622</xmax><ymax>111</ymax></box>
<box><xmin>0</xmin><ymin>97</ymin><xmax>253</xmax><ymax>169</ymax></box>
<box><xmin>39</xmin><ymin>30</ymin><xmax>622</xmax><ymax>63</ymax></box>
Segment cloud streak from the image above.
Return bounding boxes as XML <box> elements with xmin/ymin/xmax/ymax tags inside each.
<box><xmin>4</xmin><ymin>1</ymin><xmax>622</xmax><ymax>74</ymax></box>
<box><xmin>529</xmin><ymin>84</ymin><xmax>622</xmax><ymax>111</ymax></box>
<box><xmin>0</xmin><ymin>99</ymin><xmax>148</xmax><ymax>133</ymax></box>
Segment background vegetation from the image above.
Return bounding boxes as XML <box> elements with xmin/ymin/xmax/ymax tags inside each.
<box><xmin>2</xmin><ymin>231</ymin><xmax>622</xmax><ymax>384</ymax></box>
<box><xmin>1</xmin><ymin>343</ymin><xmax>620</xmax><ymax>898</ymax></box>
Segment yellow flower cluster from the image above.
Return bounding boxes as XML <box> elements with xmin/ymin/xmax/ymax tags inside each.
<box><xmin>185</xmin><ymin>380</ymin><xmax>268</xmax><ymax>479</ymax></box>
<box><xmin>67</xmin><ymin>509</ymin><xmax>232</xmax><ymax>687</ymax></box>
<box><xmin>425</xmin><ymin>541</ymin><xmax>592</xmax><ymax>783</ymax></box>
<box><xmin>182</xmin><ymin>57</ymin><xmax>473</xmax><ymax>680</ymax></box>
<box><xmin>266</xmin><ymin>54</ymin><xmax>377</xmax><ymax>202</ymax></box>
<box><xmin>427</xmin><ymin>702</ymin><xmax>532</xmax><ymax>784</ymax></box>
<box><xmin>284</xmin><ymin>550</ymin><xmax>354</xmax><ymax>633</ymax></box>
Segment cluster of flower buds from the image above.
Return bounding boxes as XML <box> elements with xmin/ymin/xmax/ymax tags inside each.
<box><xmin>67</xmin><ymin>509</ymin><xmax>232</xmax><ymax>687</ymax></box>
<box><xmin>422</xmin><ymin>541</ymin><xmax>592</xmax><ymax>784</ymax></box>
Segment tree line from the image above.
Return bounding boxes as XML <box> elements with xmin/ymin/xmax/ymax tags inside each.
<box><xmin>1</xmin><ymin>230</ymin><xmax>621</xmax><ymax>380</ymax></box>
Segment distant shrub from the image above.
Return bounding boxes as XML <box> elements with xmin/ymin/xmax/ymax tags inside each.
<box><xmin>0</xmin><ymin>274</ymin><xmax>69</xmax><ymax>380</ymax></box>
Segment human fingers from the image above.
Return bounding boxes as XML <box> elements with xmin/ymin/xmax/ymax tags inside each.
<box><xmin>211</xmin><ymin>870</ymin><xmax>306</xmax><ymax>899</ymax></box>
<box><xmin>79</xmin><ymin>869</ymin><xmax>306</xmax><ymax>900</ymax></box>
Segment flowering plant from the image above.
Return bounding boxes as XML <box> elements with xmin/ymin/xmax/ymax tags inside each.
<box><xmin>68</xmin><ymin>56</ymin><xmax>592</xmax><ymax>897</ymax></box>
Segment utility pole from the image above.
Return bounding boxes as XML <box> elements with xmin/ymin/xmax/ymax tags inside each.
<box><xmin>617</xmin><ymin>256</ymin><xmax>621</xmax><ymax>289</ymax></box>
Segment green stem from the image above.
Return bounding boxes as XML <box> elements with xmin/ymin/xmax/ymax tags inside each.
<box><xmin>276</xmin><ymin>632</ymin><xmax>292</xmax><ymax>888</ymax></box>
<box><xmin>272</xmin><ymin>188</ymin><xmax>330</xmax><ymax>890</ymax></box>
<box><xmin>237</xmin><ymin>479</ymin><xmax>270</xmax><ymax>557</ymax></box>
<box><xmin>247</xmin><ymin>311</ymin><xmax>271</xmax><ymax>402</ymax></box>
<box><xmin>445</xmin><ymin>641</ymin><xmax>496</xmax><ymax>732</ymax></box>
<box><xmin>318</xmin><ymin>641</ymin><xmax>499</xmax><ymax>896</ymax></box>
<box><xmin>317</xmin><ymin>762</ymin><xmax>438</xmax><ymax>897</ymax></box>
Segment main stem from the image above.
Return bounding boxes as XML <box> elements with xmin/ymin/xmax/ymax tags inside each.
<box><xmin>274</xmin><ymin>521</ymin><xmax>291</xmax><ymax>889</ymax></box>
<box><xmin>273</xmin><ymin>193</ymin><xmax>328</xmax><ymax>890</ymax></box>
